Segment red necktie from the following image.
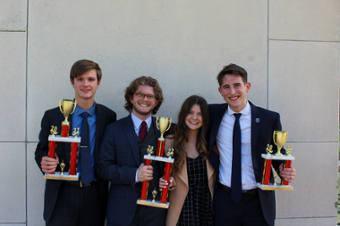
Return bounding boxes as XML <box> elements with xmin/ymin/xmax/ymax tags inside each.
<box><xmin>138</xmin><ymin>121</ymin><xmax>147</xmax><ymax>142</ymax></box>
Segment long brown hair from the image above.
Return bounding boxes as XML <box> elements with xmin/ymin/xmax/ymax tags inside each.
<box><xmin>172</xmin><ymin>95</ymin><xmax>209</xmax><ymax>173</ymax></box>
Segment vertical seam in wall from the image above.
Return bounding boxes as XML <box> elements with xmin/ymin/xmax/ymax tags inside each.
<box><xmin>25</xmin><ymin>0</ymin><xmax>29</xmax><ymax>224</ymax></box>
<box><xmin>266</xmin><ymin>0</ymin><xmax>270</xmax><ymax>109</ymax></box>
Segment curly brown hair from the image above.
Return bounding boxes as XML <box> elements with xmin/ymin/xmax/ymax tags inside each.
<box><xmin>124</xmin><ymin>76</ymin><xmax>164</xmax><ymax>114</ymax></box>
<box><xmin>172</xmin><ymin>95</ymin><xmax>209</xmax><ymax>173</ymax></box>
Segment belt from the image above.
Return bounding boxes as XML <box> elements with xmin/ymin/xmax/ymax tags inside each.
<box><xmin>218</xmin><ymin>183</ymin><xmax>258</xmax><ymax>197</ymax></box>
<box><xmin>64</xmin><ymin>181</ymin><xmax>97</xmax><ymax>187</ymax></box>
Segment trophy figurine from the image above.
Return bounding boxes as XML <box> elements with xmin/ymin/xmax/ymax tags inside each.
<box><xmin>44</xmin><ymin>99</ymin><xmax>80</xmax><ymax>181</ymax></box>
<box><xmin>155</xmin><ymin>117</ymin><xmax>172</xmax><ymax>157</ymax></box>
<box><xmin>257</xmin><ymin>130</ymin><xmax>295</xmax><ymax>191</ymax></box>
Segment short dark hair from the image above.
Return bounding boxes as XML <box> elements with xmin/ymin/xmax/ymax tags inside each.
<box><xmin>124</xmin><ymin>76</ymin><xmax>164</xmax><ymax>114</ymax></box>
<box><xmin>217</xmin><ymin>63</ymin><xmax>248</xmax><ymax>87</ymax></box>
<box><xmin>70</xmin><ymin>59</ymin><xmax>102</xmax><ymax>82</ymax></box>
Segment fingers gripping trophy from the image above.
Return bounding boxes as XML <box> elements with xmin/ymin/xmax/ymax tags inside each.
<box><xmin>257</xmin><ymin>131</ymin><xmax>295</xmax><ymax>190</ymax></box>
<box><xmin>44</xmin><ymin>99</ymin><xmax>81</xmax><ymax>181</ymax></box>
<box><xmin>137</xmin><ymin>117</ymin><xmax>174</xmax><ymax>208</ymax></box>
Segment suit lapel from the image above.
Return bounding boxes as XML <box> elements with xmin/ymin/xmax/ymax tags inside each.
<box><xmin>151</xmin><ymin>117</ymin><xmax>160</xmax><ymax>138</ymax></box>
<box><xmin>124</xmin><ymin>115</ymin><xmax>141</xmax><ymax>165</ymax></box>
<box><xmin>95</xmin><ymin>104</ymin><xmax>105</xmax><ymax>160</ymax></box>
<box><xmin>250</xmin><ymin>102</ymin><xmax>260</xmax><ymax>163</ymax></box>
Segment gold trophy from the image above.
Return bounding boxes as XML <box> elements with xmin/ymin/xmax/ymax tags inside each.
<box><xmin>155</xmin><ymin>117</ymin><xmax>172</xmax><ymax>157</ymax></box>
<box><xmin>59</xmin><ymin>99</ymin><xmax>77</xmax><ymax>137</ymax></box>
<box><xmin>273</xmin><ymin>131</ymin><xmax>288</xmax><ymax>156</ymax></box>
<box><xmin>257</xmin><ymin>130</ymin><xmax>295</xmax><ymax>190</ymax></box>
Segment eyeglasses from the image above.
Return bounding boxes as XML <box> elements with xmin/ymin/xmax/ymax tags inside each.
<box><xmin>134</xmin><ymin>92</ymin><xmax>156</xmax><ymax>100</ymax></box>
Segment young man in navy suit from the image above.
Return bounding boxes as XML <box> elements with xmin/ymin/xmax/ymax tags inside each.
<box><xmin>35</xmin><ymin>59</ymin><xmax>117</xmax><ymax>226</ymax></box>
<box><xmin>98</xmin><ymin>76</ymin><xmax>175</xmax><ymax>226</ymax></box>
<box><xmin>208</xmin><ymin>64</ymin><xmax>296</xmax><ymax>226</ymax></box>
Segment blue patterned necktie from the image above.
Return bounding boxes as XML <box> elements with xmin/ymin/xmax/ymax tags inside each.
<box><xmin>80</xmin><ymin>112</ymin><xmax>93</xmax><ymax>186</ymax></box>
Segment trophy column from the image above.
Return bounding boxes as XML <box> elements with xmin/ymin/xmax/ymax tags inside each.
<box><xmin>140</xmin><ymin>146</ymin><xmax>154</xmax><ymax>201</ymax></box>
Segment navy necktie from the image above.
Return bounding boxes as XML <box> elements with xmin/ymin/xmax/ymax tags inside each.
<box><xmin>231</xmin><ymin>113</ymin><xmax>242</xmax><ymax>204</ymax></box>
<box><xmin>138</xmin><ymin>121</ymin><xmax>147</xmax><ymax>142</ymax></box>
<box><xmin>80</xmin><ymin>112</ymin><xmax>93</xmax><ymax>186</ymax></box>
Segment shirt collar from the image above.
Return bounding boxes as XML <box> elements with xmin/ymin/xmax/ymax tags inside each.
<box><xmin>73</xmin><ymin>102</ymin><xmax>96</xmax><ymax>117</ymax></box>
<box><xmin>131</xmin><ymin>112</ymin><xmax>152</xmax><ymax>131</ymax></box>
<box><xmin>227</xmin><ymin>101</ymin><xmax>250</xmax><ymax>117</ymax></box>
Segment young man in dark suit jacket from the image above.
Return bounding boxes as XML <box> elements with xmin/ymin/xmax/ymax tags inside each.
<box><xmin>35</xmin><ymin>59</ymin><xmax>117</xmax><ymax>226</ymax></box>
<box><xmin>97</xmin><ymin>76</ymin><xmax>175</xmax><ymax>226</ymax></box>
<box><xmin>208</xmin><ymin>63</ymin><xmax>296</xmax><ymax>226</ymax></box>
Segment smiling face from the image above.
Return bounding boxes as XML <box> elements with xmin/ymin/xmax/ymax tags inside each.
<box><xmin>218</xmin><ymin>74</ymin><xmax>251</xmax><ymax>112</ymax></box>
<box><xmin>71</xmin><ymin>69</ymin><xmax>100</xmax><ymax>103</ymax></box>
<box><xmin>185</xmin><ymin>104</ymin><xmax>203</xmax><ymax>131</ymax></box>
<box><xmin>129</xmin><ymin>84</ymin><xmax>159</xmax><ymax>120</ymax></box>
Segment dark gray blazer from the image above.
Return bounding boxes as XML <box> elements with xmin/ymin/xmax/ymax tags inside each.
<box><xmin>97</xmin><ymin>115</ymin><xmax>165</xmax><ymax>225</ymax></box>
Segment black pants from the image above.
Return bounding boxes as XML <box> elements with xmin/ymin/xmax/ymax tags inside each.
<box><xmin>107</xmin><ymin>204</ymin><xmax>166</xmax><ymax>226</ymax></box>
<box><xmin>213</xmin><ymin>187</ymin><xmax>272</xmax><ymax>226</ymax></box>
<box><xmin>46</xmin><ymin>182</ymin><xmax>104</xmax><ymax>226</ymax></box>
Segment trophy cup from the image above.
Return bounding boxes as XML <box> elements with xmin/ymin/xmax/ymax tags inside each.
<box><xmin>59</xmin><ymin>99</ymin><xmax>76</xmax><ymax>137</ymax></box>
<box><xmin>155</xmin><ymin>117</ymin><xmax>172</xmax><ymax>157</ymax></box>
<box><xmin>44</xmin><ymin>99</ymin><xmax>80</xmax><ymax>181</ymax></box>
<box><xmin>137</xmin><ymin>147</ymin><xmax>174</xmax><ymax>209</ymax></box>
<box><xmin>257</xmin><ymin>131</ymin><xmax>295</xmax><ymax>190</ymax></box>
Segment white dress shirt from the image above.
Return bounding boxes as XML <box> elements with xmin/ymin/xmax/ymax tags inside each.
<box><xmin>216</xmin><ymin>101</ymin><xmax>257</xmax><ymax>190</ymax></box>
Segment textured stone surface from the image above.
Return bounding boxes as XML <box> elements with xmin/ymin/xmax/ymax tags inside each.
<box><xmin>276</xmin><ymin>217</ymin><xmax>337</xmax><ymax>226</ymax></box>
<box><xmin>27</xmin><ymin>0</ymin><xmax>268</xmax><ymax>141</ymax></box>
<box><xmin>0</xmin><ymin>143</ymin><xmax>26</xmax><ymax>222</ymax></box>
<box><xmin>0</xmin><ymin>32</ymin><xmax>26</xmax><ymax>141</ymax></box>
<box><xmin>269</xmin><ymin>0</ymin><xmax>340</xmax><ymax>41</ymax></box>
<box><xmin>0</xmin><ymin>0</ymin><xmax>27</xmax><ymax>31</ymax></box>
<box><xmin>27</xmin><ymin>143</ymin><xmax>45</xmax><ymax>226</ymax></box>
<box><xmin>268</xmin><ymin>40</ymin><xmax>339</xmax><ymax>142</ymax></box>
<box><xmin>276</xmin><ymin>142</ymin><xmax>338</xmax><ymax>218</ymax></box>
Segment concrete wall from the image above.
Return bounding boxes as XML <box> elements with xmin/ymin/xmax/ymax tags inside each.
<box><xmin>0</xmin><ymin>0</ymin><xmax>338</xmax><ymax>225</ymax></box>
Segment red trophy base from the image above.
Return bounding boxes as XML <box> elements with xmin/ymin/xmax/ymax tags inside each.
<box><xmin>257</xmin><ymin>154</ymin><xmax>295</xmax><ymax>191</ymax></box>
<box><xmin>44</xmin><ymin>135</ymin><xmax>81</xmax><ymax>181</ymax></box>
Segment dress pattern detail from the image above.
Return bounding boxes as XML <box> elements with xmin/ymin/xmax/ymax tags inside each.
<box><xmin>177</xmin><ymin>155</ymin><xmax>213</xmax><ymax>226</ymax></box>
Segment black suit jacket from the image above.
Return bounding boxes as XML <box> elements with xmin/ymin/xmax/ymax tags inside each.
<box><xmin>97</xmin><ymin>114</ymin><xmax>166</xmax><ymax>225</ymax></box>
<box><xmin>35</xmin><ymin>104</ymin><xmax>116</xmax><ymax>222</ymax></box>
<box><xmin>208</xmin><ymin>101</ymin><xmax>283</xmax><ymax>225</ymax></box>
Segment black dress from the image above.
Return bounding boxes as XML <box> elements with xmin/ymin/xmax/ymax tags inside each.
<box><xmin>177</xmin><ymin>155</ymin><xmax>213</xmax><ymax>226</ymax></box>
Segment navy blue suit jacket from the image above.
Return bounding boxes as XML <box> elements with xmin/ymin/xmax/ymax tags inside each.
<box><xmin>208</xmin><ymin>102</ymin><xmax>283</xmax><ymax>225</ymax></box>
<box><xmin>35</xmin><ymin>104</ymin><xmax>116</xmax><ymax>222</ymax></box>
<box><xmin>97</xmin><ymin>114</ymin><xmax>163</xmax><ymax>225</ymax></box>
